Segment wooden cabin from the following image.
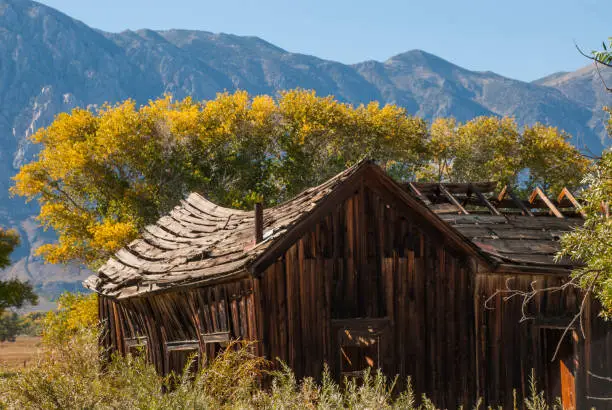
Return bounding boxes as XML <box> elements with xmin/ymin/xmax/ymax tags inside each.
<box><xmin>85</xmin><ymin>160</ymin><xmax>612</xmax><ymax>409</ymax></box>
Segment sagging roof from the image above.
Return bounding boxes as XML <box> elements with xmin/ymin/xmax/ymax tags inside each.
<box><xmin>85</xmin><ymin>161</ymin><xmax>370</xmax><ymax>299</ymax></box>
<box><xmin>85</xmin><ymin>161</ymin><xmax>583</xmax><ymax>299</ymax></box>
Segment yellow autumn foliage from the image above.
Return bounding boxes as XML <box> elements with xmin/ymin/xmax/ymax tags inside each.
<box><xmin>12</xmin><ymin>90</ymin><xmax>588</xmax><ymax>268</ymax></box>
<box><xmin>42</xmin><ymin>292</ymin><xmax>98</xmax><ymax>345</ymax></box>
<box><xmin>421</xmin><ymin>116</ymin><xmax>589</xmax><ymax>192</ymax></box>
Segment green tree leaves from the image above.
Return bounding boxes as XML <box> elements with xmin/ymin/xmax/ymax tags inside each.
<box><xmin>0</xmin><ymin>279</ymin><xmax>38</xmax><ymax>316</ymax></box>
<box><xmin>559</xmin><ymin>150</ymin><xmax>612</xmax><ymax>317</ymax></box>
<box><xmin>420</xmin><ymin>117</ymin><xmax>588</xmax><ymax>191</ymax></box>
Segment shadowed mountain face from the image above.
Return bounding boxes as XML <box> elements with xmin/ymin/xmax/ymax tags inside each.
<box><xmin>0</xmin><ymin>0</ymin><xmax>609</xmax><ymax>303</ymax></box>
<box><xmin>533</xmin><ymin>65</ymin><xmax>612</xmax><ymax>154</ymax></box>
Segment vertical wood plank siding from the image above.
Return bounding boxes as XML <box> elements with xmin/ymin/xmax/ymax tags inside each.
<box><xmin>476</xmin><ymin>274</ymin><xmax>612</xmax><ymax>409</ymax></box>
<box><xmin>99</xmin><ymin>278</ymin><xmax>261</xmax><ymax>375</ymax></box>
<box><xmin>98</xmin><ymin>179</ymin><xmax>612</xmax><ymax>408</ymax></box>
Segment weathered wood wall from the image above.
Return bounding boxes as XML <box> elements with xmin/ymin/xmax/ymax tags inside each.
<box><xmin>476</xmin><ymin>273</ymin><xmax>612</xmax><ymax>409</ymax></box>
<box><xmin>258</xmin><ymin>183</ymin><xmax>477</xmax><ymax>408</ymax></box>
<box><xmin>99</xmin><ymin>277</ymin><xmax>261</xmax><ymax>375</ymax></box>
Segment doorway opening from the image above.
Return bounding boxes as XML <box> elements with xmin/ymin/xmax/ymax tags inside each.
<box><xmin>540</xmin><ymin>328</ymin><xmax>576</xmax><ymax>410</ymax></box>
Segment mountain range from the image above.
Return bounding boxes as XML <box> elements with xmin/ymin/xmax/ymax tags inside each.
<box><xmin>0</xmin><ymin>0</ymin><xmax>610</xmax><ymax>307</ymax></box>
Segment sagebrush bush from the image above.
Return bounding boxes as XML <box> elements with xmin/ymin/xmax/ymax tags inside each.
<box><xmin>0</xmin><ymin>324</ymin><xmax>561</xmax><ymax>409</ymax></box>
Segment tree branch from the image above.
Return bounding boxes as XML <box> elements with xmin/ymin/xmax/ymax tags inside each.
<box><xmin>575</xmin><ymin>43</ymin><xmax>612</xmax><ymax>69</ymax></box>
<box><xmin>575</xmin><ymin>42</ymin><xmax>612</xmax><ymax>93</ymax></box>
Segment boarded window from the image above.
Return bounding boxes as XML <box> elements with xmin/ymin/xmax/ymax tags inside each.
<box><xmin>334</xmin><ymin>323</ymin><xmax>385</xmax><ymax>378</ymax></box>
<box><xmin>202</xmin><ymin>331</ymin><xmax>230</xmax><ymax>365</ymax></box>
<box><xmin>167</xmin><ymin>348</ymin><xmax>200</xmax><ymax>376</ymax></box>
<box><xmin>165</xmin><ymin>340</ymin><xmax>200</xmax><ymax>376</ymax></box>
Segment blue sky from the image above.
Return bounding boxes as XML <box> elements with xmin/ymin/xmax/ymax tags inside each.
<box><xmin>39</xmin><ymin>0</ymin><xmax>608</xmax><ymax>82</ymax></box>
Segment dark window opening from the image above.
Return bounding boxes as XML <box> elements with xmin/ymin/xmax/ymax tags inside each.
<box><xmin>125</xmin><ymin>336</ymin><xmax>148</xmax><ymax>357</ymax></box>
<box><xmin>340</xmin><ymin>344</ymin><xmax>378</xmax><ymax>376</ymax></box>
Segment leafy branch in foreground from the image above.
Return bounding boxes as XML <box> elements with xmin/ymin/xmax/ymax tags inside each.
<box><xmin>558</xmin><ymin>150</ymin><xmax>612</xmax><ymax>318</ymax></box>
<box><xmin>590</xmin><ymin>37</ymin><xmax>612</xmax><ymax>68</ymax></box>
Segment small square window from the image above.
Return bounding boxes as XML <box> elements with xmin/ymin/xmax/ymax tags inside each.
<box><xmin>338</xmin><ymin>328</ymin><xmax>380</xmax><ymax>377</ymax></box>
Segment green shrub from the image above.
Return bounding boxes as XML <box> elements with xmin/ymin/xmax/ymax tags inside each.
<box><xmin>0</xmin><ymin>312</ymin><xmax>21</xmax><ymax>342</ymax></box>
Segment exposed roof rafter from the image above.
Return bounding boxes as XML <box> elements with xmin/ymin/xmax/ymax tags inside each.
<box><xmin>529</xmin><ymin>187</ymin><xmax>564</xmax><ymax>219</ymax></box>
<box><xmin>439</xmin><ymin>183</ymin><xmax>469</xmax><ymax>215</ymax></box>
<box><xmin>498</xmin><ymin>185</ymin><xmax>534</xmax><ymax>217</ymax></box>
<box><xmin>558</xmin><ymin>188</ymin><xmax>585</xmax><ymax>218</ymax></box>
<box><xmin>469</xmin><ymin>183</ymin><xmax>502</xmax><ymax>216</ymax></box>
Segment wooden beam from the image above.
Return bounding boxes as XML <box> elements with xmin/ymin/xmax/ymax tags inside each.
<box><xmin>498</xmin><ymin>185</ymin><xmax>534</xmax><ymax>217</ymax></box>
<box><xmin>125</xmin><ymin>336</ymin><xmax>148</xmax><ymax>348</ymax></box>
<box><xmin>438</xmin><ymin>184</ymin><xmax>469</xmax><ymax>215</ymax></box>
<box><xmin>557</xmin><ymin>188</ymin><xmax>586</xmax><ymax>218</ymax></box>
<box><xmin>412</xmin><ymin>181</ymin><xmax>497</xmax><ymax>195</ymax></box>
<box><xmin>529</xmin><ymin>187</ymin><xmax>564</xmax><ymax>219</ymax></box>
<box><xmin>493</xmin><ymin>263</ymin><xmax>573</xmax><ymax>276</ymax></box>
<box><xmin>406</xmin><ymin>182</ymin><xmax>431</xmax><ymax>205</ymax></box>
<box><xmin>201</xmin><ymin>331</ymin><xmax>230</xmax><ymax>344</ymax></box>
<box><xmin>469</xmin><ymin>183</ymin><xmax>501</xmax><ymax>216</ymax></box>
<box><xmin>166</xmin><ymin>340</ymin><xmax>199</xmax><ymax>352</ymax></box>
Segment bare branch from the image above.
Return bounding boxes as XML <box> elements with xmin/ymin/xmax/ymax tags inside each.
<box><xmin>594</xmin><ymin>61</ymin><xmax>612</xmax><ymax>93</ymax></box>
<box><xmin>588</xmin><ymin>370</ymin><xmax>612</xmax><ymax>383</ymax></box>
<box><xmin>485</xmin><ymin>270</ymin><xmax>603</xmax><ymax>363</ymax></box>
<box><xmin>586</xmin><ymin>396</ymin><xmax>612</xmax><ymax>401</ymax></box>
<box><xmin>485</xmin><ymin>276</ymin><xmax>581</xmax><ymax>324</ymax></box>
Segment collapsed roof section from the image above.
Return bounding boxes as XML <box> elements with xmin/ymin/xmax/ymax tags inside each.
<box><xmin>406</xmin><ymin>182</ymin><xmax>583</xmax><ymax>272</ymax></box>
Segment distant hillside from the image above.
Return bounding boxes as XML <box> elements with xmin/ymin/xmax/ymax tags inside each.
<box><xmin>533</xmin><ymin>65</ymin><xmax>612</xmax><ymax>153</ymax></box>
<box><xmin>0</xmin><ymin>0</ymin><xmax>609</xmax><ymax>302</ymax></box>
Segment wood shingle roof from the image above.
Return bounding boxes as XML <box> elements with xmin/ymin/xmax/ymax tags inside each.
<box><xmin>85</xmin><ymin>160</ymin><xmax>369</xmax><ymax>299</ymax></box>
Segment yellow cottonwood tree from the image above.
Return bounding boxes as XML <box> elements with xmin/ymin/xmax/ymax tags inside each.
<box><xmin>12</xmin><ymin>90</ymin><xmax>428</xmax><ymax>267</ymax></box>
<box><xmin>13</xmin><ymin>89</ymin><xmax>589</xmax><ymax>268</ymax></box>
<box><xmin>420</xmin><ymin>116</ymin><xmax>589</xmax><ymax>191</ymax></box>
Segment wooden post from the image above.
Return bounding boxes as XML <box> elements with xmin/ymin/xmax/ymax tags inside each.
<box><xmin>255</xmin><ymin>203</ymin><xmax>264</xmax><ymax>243</ymax></box>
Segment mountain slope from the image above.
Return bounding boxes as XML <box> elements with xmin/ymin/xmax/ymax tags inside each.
<box><xmin>0</xmin><ymin>0</ymin><xmax>609</xmax><ymax>304</ymax></box>
<box><xmin>533</xmin><ymin>65</ymin><xmax>612</xmax><ymax>150</ymax></box>
<box><xmin>353</xmin><ymin>50</ymin><xmax>601</xmax><ymax>151</ymax></box>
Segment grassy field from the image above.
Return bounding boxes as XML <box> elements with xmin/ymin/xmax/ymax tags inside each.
<box><xmin>0</xmin><ymin>336</ymin><xmax>42</xmax><ymax>370</ymax></box>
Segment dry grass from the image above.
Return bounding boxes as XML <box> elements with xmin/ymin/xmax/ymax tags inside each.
<box><xmin>0</xmin><ymin>336</ymin><xmax>42</xmax><ymax>370</ymax></box>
